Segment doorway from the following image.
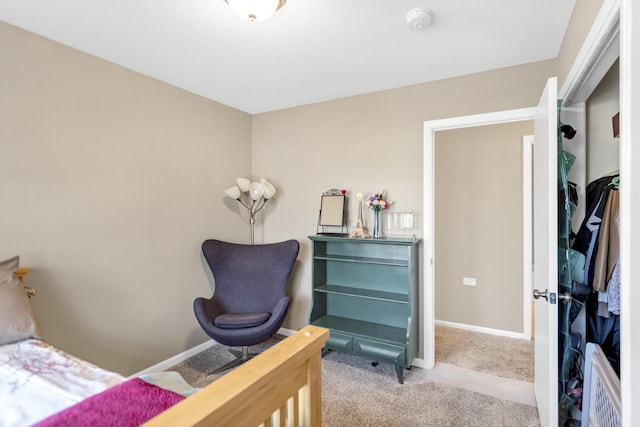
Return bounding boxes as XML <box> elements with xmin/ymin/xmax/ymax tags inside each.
<box><xmin>433</xmin><ymin>122</ymin><xmax>533</xmax><ymax>339</ymax></box>
<box><xmin>422</xmin><ymin>107</ymin><xmax>537</xmax><ymax>369</ymax></box>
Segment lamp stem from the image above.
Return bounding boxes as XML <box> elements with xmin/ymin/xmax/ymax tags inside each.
<box><xmin>253</xmin><ymin>198</ymin><xmax>268</xmax><ymax>215</ymax></box>
<box><xmin>236</xmin><ymin>196</ymin><xmax>269</xmax><ymax>245</ymax></box>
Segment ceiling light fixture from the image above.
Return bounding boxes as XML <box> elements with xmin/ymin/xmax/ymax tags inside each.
<box><xmin>405</xmin><ymin>7</ymin><xmax>433</xmax><ymax>31</ymax></box>
<box><xmin>226</xmin><ymin>0</ymin><xmax>285</xmax><ymax>22</ymax></box>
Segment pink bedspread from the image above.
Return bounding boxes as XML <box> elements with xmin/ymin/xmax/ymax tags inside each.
<box><xmin>33</xmin><ymin>377</ymin><xmax>185</xmax><ymax>427</ymax></box>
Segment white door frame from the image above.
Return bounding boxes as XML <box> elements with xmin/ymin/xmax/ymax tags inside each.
<box><xmin>620</xmin><ymin>0</ymin><xmax>639</xmax><ymax>423</ymax></box>
<box><xmin>422</xmin><ymin>107</ymin><xmax>536</xmax><ymax>368</ymax></box>
<box><xmin>522</xmin><ymin>134</ymin><xmax>534</xmax><ymax>341</ymax></box>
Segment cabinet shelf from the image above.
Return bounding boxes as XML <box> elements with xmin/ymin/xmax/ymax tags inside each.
<box><xmin>311</xmin><ymin>315</ymin><xmax>407</xmax><ymax>344</ymax></box>
<box><xmin>314</xmin><ymin>253</ymin><xmax>409</xmax><ymax>267</ymax></box>
<box><xmin>315</xmin><ymin>284</ymin><xmax>408</xmax><ymax>303</ymax></box>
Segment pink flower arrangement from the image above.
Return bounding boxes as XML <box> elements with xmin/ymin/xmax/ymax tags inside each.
<box><xmin>366</xmin><ymin>192</ymin><xmax>391</xmax><ymax>212</ymax></box>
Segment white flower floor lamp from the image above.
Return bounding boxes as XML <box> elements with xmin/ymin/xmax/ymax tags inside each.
<box><xmin>224</xmin><ymin>178</ymin><xmax>276</xmax><ymax>244</ymax></box>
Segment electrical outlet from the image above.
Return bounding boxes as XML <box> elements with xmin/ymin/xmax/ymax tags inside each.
<box><xmin>463</xmin><ymin>277</ymin><xmax>476</xmax><ymax>286</ymax></box>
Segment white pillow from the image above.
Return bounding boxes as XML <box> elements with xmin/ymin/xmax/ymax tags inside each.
<box><xmin>0</xmin><ymin>256</ymin><xmax>42</xmax><ymax>345</ymax></box>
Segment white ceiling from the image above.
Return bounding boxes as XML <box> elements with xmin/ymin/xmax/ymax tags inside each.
<box><xmin>0</xmin><ymin>0</ymin><xmax>576</xmax><ymax>114</ymax></box>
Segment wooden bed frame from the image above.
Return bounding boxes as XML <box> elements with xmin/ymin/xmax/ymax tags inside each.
<box><xmin>143</xmin><ymin>325</ymin><xmax>329</xmax><ymax>427</ymax></box>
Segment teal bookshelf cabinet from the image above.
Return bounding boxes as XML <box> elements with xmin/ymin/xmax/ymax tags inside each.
<box><xmin>308</xmin><ymin>235</ymin><xmax>420</xmax><ymax>383</ymax></box>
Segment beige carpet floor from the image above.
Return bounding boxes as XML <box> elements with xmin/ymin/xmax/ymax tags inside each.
<box><xmin>320</xmin><ymin>350</ymin><xmax>538</xmax><ymax>426</ymax></box>
<box><xmin>168</xmin><ymin>326</ymin><xmax>539</xmax><ymax>426</ymax></box>
<box><xmin>435</xmin><ymin>324</ymin><xmax>535</xmax><ymax>382</ymax></box>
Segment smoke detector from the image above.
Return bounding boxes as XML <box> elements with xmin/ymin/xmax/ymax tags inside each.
<box><xmin>406</xmin><ymin>7</ymin><xmax>433</xmax><ymax>31</ymax></box>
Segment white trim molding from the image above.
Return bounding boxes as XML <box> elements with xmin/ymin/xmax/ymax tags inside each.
<box><xmin>435</xmin><ymin>319</ymin><xmax>530</xmax><ymax>341</ymax></box>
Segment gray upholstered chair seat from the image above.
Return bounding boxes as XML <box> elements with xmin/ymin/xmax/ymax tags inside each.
<box><xmin>214</xmin><ymin>312</ymin><xmax>271</xmax><ymax>329</ymax></box>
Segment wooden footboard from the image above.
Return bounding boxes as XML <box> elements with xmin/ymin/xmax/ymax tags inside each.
<box><xmin>143</xmin><ymin>325</ymin><xmax>329</xmax><ymax>427</ymax></box>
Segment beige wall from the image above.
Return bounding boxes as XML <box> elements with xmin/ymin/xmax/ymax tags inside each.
<box><xmin>434</xmin><ymin>122</ymin><xmax>533</xmax><ymax>332</ymax></box>
<box><xmin>253</xmin><ymin>61</ymin><xmax>555</xmax><ymax>344</ymax></box>
<box><xmin>0</xmin><ymin>0</ymin><xmax>606</xmax><ymax>372</ymax></box>
<box><xmin>253</xmin><ymin>0</ymin><xmax>606</xmax><ymax>350</ymax></box>
<box><xmin>586</xmin><ymin>59</ymin><xmax>620</xmax><ymax>182</ymax></box>
<box><xmin>0</xmin><ymin>21</ymin><xmax>251</xmax><ymax>375</ymax></box>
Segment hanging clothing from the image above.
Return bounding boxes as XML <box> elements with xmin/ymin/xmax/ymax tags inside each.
<box><xmin>592</xmin><ymin>189</ymin><xmax>619</xmax><ymax>292</ymax></box>
<box><xmin>572</xmin><ymin>175</ymin><xmax>618</xmax><ymax>288</ymax></box>
<box><xmin>608</xmin><ymin>256</ymin><xmax>621</xmax><ymax>315</ymax></box>
<box><xmin>572</xmin><ymin>174</ymin><xmax>621</xmax><ymax>378</ymax></box>
<box><xmin>586</xmin><ymin>293</ymin><xmax>621</xmax><ymax>375</ymax></box>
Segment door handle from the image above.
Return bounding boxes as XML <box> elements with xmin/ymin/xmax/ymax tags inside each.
<box><xmin>533</xmin><ymin>289</ymin><xmax>571</xmax><ymax>304</ymax></box>
<box><xmin>533</xmin><ymin>288</ymin><xmax>549</xmax><ymax>301</ymax></box>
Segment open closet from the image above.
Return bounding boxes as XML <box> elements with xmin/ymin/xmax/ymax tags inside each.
<box><xmin>557</xmin><ymin>15</ymin><xmax>621</xmax><ymax>426</ymax></box>
<box><xmin>423</xmin><ymin>2</ymin><xmax>639</xmax><ymax>424</ymax></box>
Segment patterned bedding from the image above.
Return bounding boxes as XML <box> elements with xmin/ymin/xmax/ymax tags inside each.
<box><xmin>0</xmin><ymin>338</ymin><xmax>125</xmax><ymax>426</ymax></box>
<box><xmin>33</xmin><ymin>377</ymin><xmax>185</xmax><ymax>426</ymax></box>
<box><xmin>0</xmin><ymin>259</ymin><xmax>200</xmax><ymax>426</ymax></box>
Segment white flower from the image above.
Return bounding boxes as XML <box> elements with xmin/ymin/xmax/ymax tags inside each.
<box><xmin>236</xmin><ymin>178</ymin><xmax>251</xmax><ymax>192</ymax></box>
<box><xmin>224</xmin><ymin>186</ymin><xmax>241</xmax><ymax>200</ymax></box>
<box><xmin>261</xmin><ymin>178</ymin><xmax>276</xmax><ymax>199</ymax></box>
<box><xmin>249</xmin><ymin>182</ymin><xmax>265</xmax><ymax>200</ymax></box>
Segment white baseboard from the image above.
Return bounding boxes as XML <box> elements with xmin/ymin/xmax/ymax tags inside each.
<box><xmin>435</xmin><ymin>319</ymin><xmax>529</xmax><ymax>340</ymax></box>
<box><xmin>277</xmin><ymin>327</ymin><xmax>297</xmax><ymax>337</ymax></box>
<box><xmin>130</xmin><ymin>327</ymin><xmax>296</xmax><ymax>378</ymax></box>
<box><xmin>131</xmin><ymin>340</ymin><xmax>217</xmax><ymax>377</ymax></box>
<box><xmin>412</xmin><ymin>357</ymin><xmax>426</xmax><ymax>369</ymax></box>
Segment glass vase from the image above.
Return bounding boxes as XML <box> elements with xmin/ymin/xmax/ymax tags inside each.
<box><xmin>372</xmin><ymin>210</ymin><xmax>381</xmax><ymax>239</ymax></box>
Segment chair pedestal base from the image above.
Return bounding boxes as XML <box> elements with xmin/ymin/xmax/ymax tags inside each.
<box><xmin>210</xmin><ymin>346</ymin><xmax>257</xmax><ymax>374</ymax></box>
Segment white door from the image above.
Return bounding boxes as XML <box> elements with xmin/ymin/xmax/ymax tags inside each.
<box><xmin>533</xmin><ymin>76</ymin><xmax>559</xmax><ymax>426</ymax></box>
